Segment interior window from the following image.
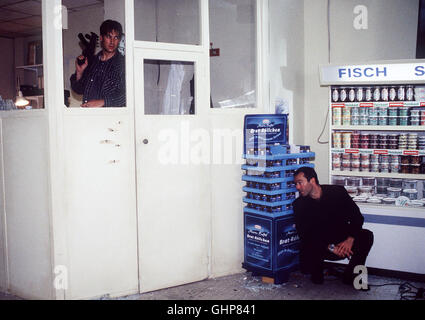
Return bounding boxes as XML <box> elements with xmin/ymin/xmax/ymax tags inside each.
<box><xmin>134</xmin><ymin>0</ymin><xmax>200</xmax><ymax>45</ymax></box>
<box><xmin>0</xmin><ymin>0</ymin><xmax>44</xmax><ymax>110</ymax></box>
<box><xmin>209</xmin><ymin>0</ymin><xmax>257</xmax><ymax>109</ymax></box>
<box><xmin>144</xmin><ymin>59</ymin><xmax>195</xmax><ymax>115</ymax></box>
<box><xmin>62</xmin><ymin>0</ymin><xmax>126</xmax><ymax>108</ymax></box>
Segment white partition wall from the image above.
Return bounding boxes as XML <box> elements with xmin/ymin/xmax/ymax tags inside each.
<box><xmin>0</xmin><ymin>0</ymin><xmax>283</xmax><ymax>299</ymax></box>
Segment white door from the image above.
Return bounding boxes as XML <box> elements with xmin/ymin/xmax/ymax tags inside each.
<box><xmin>134</xmin><ymin>49</ymin><xmax>211</xmax><ymax>293</ymax></box>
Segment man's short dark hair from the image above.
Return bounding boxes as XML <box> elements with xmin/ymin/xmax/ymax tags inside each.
<box><xmin>100</xmin><ymin>20</ymin><xmax>123</xmax><ymax>38</ymax></box>
<box><xmin>294</xmin><ymin>166</ymin><xmax>320</xmax><ymax>185</ymax></box>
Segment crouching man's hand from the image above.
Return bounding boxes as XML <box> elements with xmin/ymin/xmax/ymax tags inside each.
<box><xmin>334</xmin><ymin>236</ymin><xmax>354</xmax><ymax>259</ymax></box>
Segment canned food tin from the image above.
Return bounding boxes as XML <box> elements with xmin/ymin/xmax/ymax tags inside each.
<box><xmin>399</xmin><ymin>116</ymin><xmax>409</xmax><ymax>126</ymax></box>
<box><xmin>411</xmin><ymin>119</ymin><xmax>420</xmax><ymax>126</ymax></box>
<box><xmin>398</xmin><ymin>86</ymin><xmax>406</xmax><ymax>101</ymax></box>
<box><xmin>369</xmin><ymin>116</ymin><xmax>378</xmax><ymax>125</ymax></box>
<box><xmin>399</xmin><ymin>107</ymin><xmax>409</xmax><ymax>116</ymax></box>
<box><xmin>356</xmin><ymin>87</ymin><xmax>364</xmax><ymax>102</ymax></box>
<box><xmin>380</xmin><ymin>162</ymin><xmax>390</xmax><ymax>172</ymax></box>
<box><xmin>370</xmin><ymin>162</ymin><xmax>379</xmax><ymax>172</ymax></box>
<box><xmin>410</xmin><ymin>109</ymin><xmax>420</xmax><ymax>116</ymax></box>
<box><xmin>348</xmin><ymin>87</ymin><xmax>356</xmax><ymax>102</ymax></box>
<box><xmin>342</xmin><ymin>114</ymin><xmax>351</xmax><ymax>125</ymax></box>
<box><xmin>351</xmin><ymin>107</ymin><xmax>360</xmax><ymax>116</ymax></box>
<box><xmin>390</xmin><ymin>162</ymin><xmax>400</xmax><ymax>172</ymax></box>
<box><xmin>411</xmin><ymin>156</ymin><xmax>421</xmax><ymax>164</ymax></box>
<box><xmin>359</xmin><ymin>107</ymin><xmax>369</xmax><ymax>116</ymax></box>
<box><xmin>351</xmin><ymin>142</ymin><xmax>360</xmax><ymax>148</ymax></box>
<box><xmin>381</xmin><ymin>87</ymin><xmax>389</xmax><ymax>101</ymax></box>
<box><xmin>369</xmin><ymin>107</ymin><xmax>379</xmax><ymax>116</ymax></box>
<box><xmin>411</xmin><ymin>164</ymin><xmax>421</xmax><ymax>174</ymax></box>
<box><xmin>387</xmin><ymin>187</ymin><xmax>402</xmax><ymax>198</ymax></box>
<box><xmin>332</xmin><ymin>153</ymin><xmax>342</xmax><ymax>161</ymax></box>
<box><xmin>332</xmin><ymin>107</ymin><xmax>342</xmax><ymax>125</ymax></box>
<box><xmin>365</xmin><ymin>87</ymin><xmax>373</xmax><ymax>101</ymax></box>
<box><xmin>388</xmin><ymin>107</ymin><xmax>398</xmax><ymax>116</ymax></box>
<box><xmin>373</xmin><ymin>87</ymin><xmax>381</xmax><ymax>101</ymax></box>
<box><xmin>370</xmin><ymin>154</ymin><xmax>379</xmax><ymax>162</ymax></box>
<box><xmin>403</xmin><ymin>189</ymin><xmax>418</xmax><ymax>200</ymax></box>
<box><xmin>360</xmin><ymin>142</ymin><xmax>369</xmax><ymax>149</ymax></box>
<box><xmin>389</xmin><ymin>86</ymin><xmax>397</xmax><ymax>101</ymax></box>
<box><xmin>359</xmin><ymin>116</ymin><xmax>368</xmax><ymax>125</ymax></box>
<box><xmin>351</xmin><ymin>160</ymin><xmax>360</xmax><ymax>169</ymax></box>
<box><xmin>342</xmin><ymin>160</ymin><xmax>351</xmax><ymax>169</ymax></box>
<box><xmin>401</xmin><ymin>164</ymin><xmax>410</xmax><ymax>174</ymax></box>
<box><xmin>406</xmin><ymin>85</ymin><xmax>415</xmax><ymax>101</ymax></box>
<box><xmin>378</xmin><ymin>116</ymin><xmax>388</xmax><ymax>126</ymax></box>
<box><xmin>340</xmin><ymin>87</ymin><xmax>347</xmax><ymax>102</ymax></box>
<box><xmin>342</xmin><ymin>153</ymin><xmax>351</xmax><ymax>160</ymax></box>
<box><xmin>361</xmin><ymin>154</ymin><xmax>370</xmax><ymax>161</ymax></box>
<box><xmin>361</xmin><ymin>161</ymin><xmax>370</xmax><ymax>171</ymax></box>
<box><xmin>351</xmin><ymin>115</ymin><xmax>360</xmax><ymax>125</ymax></box>
<box><xmin>342</xmin><ymin>114</ymin><xmax>351</xmax><ymax>126</ymax></box>
<box><xmin>332</xmin><ymin>88</ymin><xmax>340</xmax><ymax>102</ymax></box>
<box><xmin>388</xmin><ymin>116</ymin><xmax>398</xmax><ymax>126</ymax></box>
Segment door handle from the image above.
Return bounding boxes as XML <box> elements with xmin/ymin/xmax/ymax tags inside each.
<box><xmin>142</xmin><ymin>139</ymin><xmax>149</xmax><ymax>145</ymax></box>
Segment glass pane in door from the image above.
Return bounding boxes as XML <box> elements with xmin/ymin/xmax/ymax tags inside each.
<box><xmin>209</xmin><ymin>0</ymin><xmax>257</xmax><ymax>108</ymax></box>
<box><xmin>144</xmin><ymin>59</ymin><xmax>195</xmax><ymax>115</ymax></box>
<box><xmin>134</xmin><ymin>0</ymin><xmax>200</xmax><ymax>45</ymax></box>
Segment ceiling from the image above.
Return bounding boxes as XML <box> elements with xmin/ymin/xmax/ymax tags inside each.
<box><xmin>0</xmin><ymin>0</ymin><xmax>104</xmax><ymax>38</ymax></box>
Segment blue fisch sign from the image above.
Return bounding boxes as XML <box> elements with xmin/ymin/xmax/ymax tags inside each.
<box><xmin>320</xmin><ymin>61</ymin><xmax>425</xmax><ymax>85</ymax></box>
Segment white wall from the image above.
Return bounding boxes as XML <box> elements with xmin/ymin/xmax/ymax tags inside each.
<box><xmin>329</xmin><ymin>0</ymin><xmax>418</xmax><ymax>63</ymax></box>
<box><xmin>1</xmin><ymin>115</ymin><xmax>52</xmax><ymax>299</ymax></box>
<box><xmin>268</xmin><ymin>0</ymin><xmax>305</xmax><ymax>144</ymax></box>
<box><xmin>0</xmin><ymin>38</ymin><xmax>15</xmax><ymax>100</ymax></box>
<box><xmin>304</xmin><ymin>0</ymin><xmax>419</xmax><ymax>183</ymax></box>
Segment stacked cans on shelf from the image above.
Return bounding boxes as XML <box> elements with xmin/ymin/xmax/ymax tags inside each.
<box><xmin>332</xmin><ymin>152</ymin><xmax>424</xmax><ymax>174</ymax></box>
<box><xmin>332</xmin><ymin>132</ymin><xmax>425</xmax><ymax>150</ymax></box>
<box><xmin>332</xmin><ymin>176</ymin><xmax>424</xmax><ymax>206</ymax></box>
<box><xmin>332</xmin><ymin>105</ymin><xmax>425</xmax><ymax>126</ymax></box>
<box><xmin>331</xmin><ymin>85</ymin><xmax>415</xmax><ymax>103</ymax></box>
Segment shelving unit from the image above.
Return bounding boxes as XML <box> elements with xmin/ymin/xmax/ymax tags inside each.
<box><xmin>320</xmin><ymin>60</ymin><xmax>425</xmax><ymax>279</ymax></box>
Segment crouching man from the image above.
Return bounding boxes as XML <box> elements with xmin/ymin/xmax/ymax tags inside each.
<box><xmin>293</xmin><ymin>167</ymin><xmax>373</xmax><ymax>288</ymax></box>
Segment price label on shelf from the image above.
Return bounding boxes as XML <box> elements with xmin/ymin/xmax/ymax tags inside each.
<box><xmin>403</xmin><ymin>150</ymin><xmax>419</xmax><ymax>156</ymax></box>
<box><xmin>374</xmin><ymin>102</ymin><xmax>389</xmax><ymax>108</ymax></box>
<box><xmin>403</xmin><ymin>101</ymin><xmax>421</xmax><ymax>107</ymax></box>
<box><xmin>387</xmin><ymin>149</ymin><xmax>403</xmax><ymax>155</ymax></box>
<box><xmin>345</xmin><ymin>149</ymin><xmax>360</xmax><ymax>154</ymax></box>
<box><xmin>373</xmin><ymin>149</ymin><xmax>389</xmax><ymax>155</ymax></box>
<box><xmin>344</xmin><ymin>102</ymin><xmax>360</xmax><ymax>108</ymax></box>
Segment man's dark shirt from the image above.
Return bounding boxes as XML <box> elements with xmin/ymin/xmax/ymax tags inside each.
<box><xmin>293</xmin><ymin>185</ymin><xmax>364</xmax><ymax>248</ymax></box>
<box><xmin>70</xmin><ymin>51</ymin><xmax>126</xmax><ymax>107</ymax></box>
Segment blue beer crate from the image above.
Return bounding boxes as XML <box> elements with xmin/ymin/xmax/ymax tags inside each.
<box><xmin>242</xmin><ymin>211</ymin><xmax>300</xmax><ymax>284</ymax></box>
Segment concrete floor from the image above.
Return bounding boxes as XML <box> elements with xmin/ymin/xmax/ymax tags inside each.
<box><xmin>1</xmin><ymin>269</ymin><xmax>423</xmax><ymax>300</ymax></box>
<box><xmin>113</xmin><ymin>268</ymin><xmax>422</xmax><ymax>301</ymax></box>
